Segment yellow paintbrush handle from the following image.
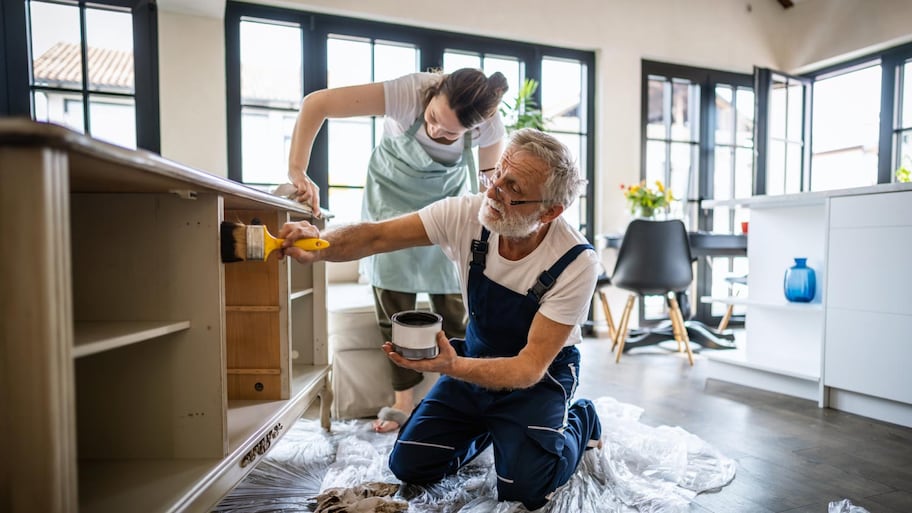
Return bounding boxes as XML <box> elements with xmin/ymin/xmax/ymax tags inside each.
<box><xmin>290</xmin><ymin>238</ymin><xmax>330</xmax><ymax>251</ymax></box>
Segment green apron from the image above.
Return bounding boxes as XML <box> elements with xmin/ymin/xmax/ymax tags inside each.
<box><xmin>360</xmin><ymin>117</ymin><xmax>478</xmax><ymax>294</ymax></box>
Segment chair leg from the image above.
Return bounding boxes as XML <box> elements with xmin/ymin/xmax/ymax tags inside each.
<box><xmin>667</xmin><ymin>294</ymin><xmax>684</xmax><ymax>352</ymax></box>
<box><xmin>668</xmin><ymin>295</ymin><xmax>694</xmax><ymax>366</ymax></box>
<box><xmin>597</xmin><ymin>289</ymin><xmax>616</xmax><ymax>341</ymax></box>
<box><xmin>717</xmin><ymin>304</ymin><xmax>734</xmax><ymax>331</ymax></box>
<box><xmin>614</xmin><ymin>294</ymin><xmax>637</xmax><ymax>363</ymax></box>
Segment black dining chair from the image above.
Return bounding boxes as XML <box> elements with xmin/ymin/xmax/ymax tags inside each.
<box><xmin>610</xmin><ymin>218</ymin><xmax>695</xmax><ymax>365</ymax></box>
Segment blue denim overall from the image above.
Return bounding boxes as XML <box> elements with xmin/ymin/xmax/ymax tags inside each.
<box><xmin>389</xmin><ymin>228</ymin><xmax>602</xmax><ymax>509</ymax></box>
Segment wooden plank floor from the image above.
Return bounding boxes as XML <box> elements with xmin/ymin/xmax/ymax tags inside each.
<box><xmin>575</xmin><ymin>337</ymin><xmax>912</xmax><ymax>513</ymax></box>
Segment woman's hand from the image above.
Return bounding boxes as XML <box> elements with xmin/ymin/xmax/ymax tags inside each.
<box><xmin>289</xmin><ymin>173</ymin><xmax>321</xmax><ymax>216</ymax></box>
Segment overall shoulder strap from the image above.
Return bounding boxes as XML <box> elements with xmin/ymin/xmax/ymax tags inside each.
<box><xmin>470</xmin><ymin>227</ymin><xmax>491</xmax><ymax>270</ymax></box>
<box><xmin>527</xmin><ymin>243</ymin><xmax>595</xmax><ymax>303</ymax></box>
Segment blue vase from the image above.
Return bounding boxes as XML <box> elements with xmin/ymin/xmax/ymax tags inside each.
<box><xmin>783</xmin><ymin>258</ymin><xmax>816</xmax><ymax>302</ymax></box>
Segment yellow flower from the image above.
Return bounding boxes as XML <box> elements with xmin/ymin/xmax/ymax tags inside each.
<box><xmin>620</xmin><ymin>179</ymin><xmax>675</xmax><ymax>216</ymax></box>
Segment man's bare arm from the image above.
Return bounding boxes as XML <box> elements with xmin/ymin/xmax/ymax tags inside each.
<box><xmin>384</xmin><ymin>311</ymin><xmax>573</xmax><ymax>390</ymax></box>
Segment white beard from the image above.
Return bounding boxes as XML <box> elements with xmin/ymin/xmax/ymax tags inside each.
<box><xmin>477</xmin><ymin>196</ymin><xmax>542</xmax><ymax>239</ymax></box>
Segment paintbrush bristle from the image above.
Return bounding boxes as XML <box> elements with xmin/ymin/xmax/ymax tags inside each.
<box><xmin>220</xmin><ymin>221</ymin><xmax>248</xmax><ymax>262</ymax></box>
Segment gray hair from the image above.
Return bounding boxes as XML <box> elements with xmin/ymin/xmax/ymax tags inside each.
<box><xmin>506</xmin><ymin>128</ymin><xmax>586</xmax><ymax>209</ymax></box>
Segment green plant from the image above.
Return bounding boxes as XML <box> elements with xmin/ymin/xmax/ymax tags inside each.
<box><xmin>620</xmin><ymin>180</ymin><xmax>675</xmax><ymax>217</ymax></box>
<box><xmin>500</xmin><ymin>78</ymin><xmax>546</xmax><ymax>132</ymax></box>
<box><xmin>896</xmin><ymin>165</ymin><xmax>911</xmax><ymax>183</ymax></box>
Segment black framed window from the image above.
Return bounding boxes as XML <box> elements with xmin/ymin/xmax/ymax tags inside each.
<box><xmin>1</xmin><ymin>0</ymin><xmax>159</xmax><ymax>151</ymax></box>
<box><xmin>640</xmin><ymin>60</ymin><xmax>752</xmax><ymax>325</ymax></box>
<box><xmin>795</xmin><ymin>41</ymin><xmax>912</xmax><ymax>188</ymax></box>
<box><xmin>225</xmin><ymin>2</ymin><xmax>595</xmax><ymax>239</ymax></box>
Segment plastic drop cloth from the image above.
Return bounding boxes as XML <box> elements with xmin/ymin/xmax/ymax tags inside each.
<box><xmin>214</xmin><ymin>396</ymin><xmax>736</xmax><ymax>512</ymax></box>
<box><xmin>828</xmin><ymin>499</ymin><xmax>871</xmax><ymax>513</ymax></box>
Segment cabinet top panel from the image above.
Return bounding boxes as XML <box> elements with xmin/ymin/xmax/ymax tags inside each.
<box><xmin>0</xmin><ymin>119</ymin><xmax>316</xmax><ymax>216</ymax></box>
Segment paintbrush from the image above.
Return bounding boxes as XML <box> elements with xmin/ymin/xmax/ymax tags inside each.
<box><xmin>221</xmin><ymin>220</ymin><xmax>329</xmax><ymax>262</ymax></box>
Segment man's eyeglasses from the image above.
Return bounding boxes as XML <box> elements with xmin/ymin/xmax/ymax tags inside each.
<box><xmin>479</xmin><ymin>167</ymin><xmax>550</xmax><ymax>206</ymax></box>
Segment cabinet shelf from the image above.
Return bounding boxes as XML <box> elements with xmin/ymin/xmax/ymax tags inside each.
<box><xmin>700</xmin><ymin>296</ymin><xmax>823</xmax><ymax>311</ymax></box>
<box><xmin>78</xmin><ymin>365</ymin><xmax>330</xmax><ymax>513</ymax></box>
<box><xmin>290</xmin><ymin>288</ymin><xmax>314</xmax><ymax>301</ymax></box>
<box><xmin>73</xmin><ymin>320</ymin><xmax>191</xmax><ymax>358</ymax></box>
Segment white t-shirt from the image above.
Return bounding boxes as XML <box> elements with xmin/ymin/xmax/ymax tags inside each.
<box><xmin>383</xmin><ymin>73</ymin><xmax>506</xmax><ymax>165</ymax></box>
<box><xmin>418</xmin><ymin>194</ymin><xmax>599</xmax><ymax>345</ymax></box>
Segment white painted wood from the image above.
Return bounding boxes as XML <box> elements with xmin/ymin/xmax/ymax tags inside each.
<box><xmin>705</xmin><ymin>354</ymin><xmax>820</xmax><ymax>401</ymax></box>
<box><xmin>702</xmin><ymin>181</ymin><xmax>912</xmax><ymax>209</ymax></box>
<box><xmin>1</xmin><ymin>121</ymin><xmax>331</xmax><ymax>513</ymax></box>
<box><xmin>747</xmin><ymin>204</ymin><xmax>826</xmax><ymax>306</ymax></box>
<box><xmin>73</xmin><ymin>320</ymin><xmax>192</xmax><ymax>358</ymax></box>
<box><xmin>1</xmin><ymin>147</ymin><xmax>79</xmax><ymax>512</ymax></box>
<box><xmin>829</xmin><ymin>190</ymin><xmax>912</xmax><ymax>228</ymax></box>
<box><xmin>826</xmin><ymin>225</ymin><xmax>912</xmax><ymax>315</ymax></box>
<box><xmin>71</xmin><ymin>193</ymin><xmax>227</xmax><ymax>460</ymax></box>
<box><xmin>828</xmin><ymin>389</ymin><xmax>912</xmax><ymax>429</ymax></box>
<box><xmin>700</xmin><ymin>296</ymin><xmax>823</xmax><ymax>310</ymax></box>
<box><xmin>825</xmin><ymin>309</ymin><xmax>912</xmax><ymax>405</ymax></box>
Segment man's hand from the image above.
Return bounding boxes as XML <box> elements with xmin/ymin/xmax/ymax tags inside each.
<box><xmin>382</xmin><ymin>332</ymin><xmax>457</xmax><ymax>375</ymax></box>
<box><xmin>289</xmin><ymin>173</ymin><xmax>321</xmax><ymax>216</ymax></box>
<box><xmin>278</xmin><ymin>220</ymin><xmax>323</xmax><ymax>263</ymax></box>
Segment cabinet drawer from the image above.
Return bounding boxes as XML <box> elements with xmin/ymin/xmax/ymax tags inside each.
<box><xmin>825</xmin><ymin>309</ymin><xmax>912</xmax><ymax>405</ymax></box>
<box><xmin>830</xmin><ymin>191</ymin><xmax>912</xmax><ymax>228</ymax></box>
<box><xmin>826</xmin><ymin>226</ymin><xmax>912</xmax><ymax>315</ymax></box>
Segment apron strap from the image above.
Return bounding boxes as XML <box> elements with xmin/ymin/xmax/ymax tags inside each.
<box><xmin>470</xmin><ymin>227</ymin><xmax>492</xmax><ymax>269</ymax></box>
<box><xmin>527</xmin><ymin>243</ymin><xmax>595</xmax><ymax>303</ymax></box>
<box><xmin>406</xmin><ymin>117</ymin><xmax>424</xmax><ymax>137</ymax></box>
<box><xmin>463</xmin><ymin>129</ymin><xmax>478</xmax><ymax>193</ymax></box>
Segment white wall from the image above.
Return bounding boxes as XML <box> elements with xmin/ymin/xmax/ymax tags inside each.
<box><xmin>768</xmin><ymin>0</ymin><xmax>912</xmax><ymax>72</ymax></box>
<box><xmin>155</xmin><ymin>0</ymin><xmax>912</xmax><ymax>235</ymax></box>
<box><xmin>158</xmin><ymin>10</ymin><xmax>227</xmax><ymax>176</ymax></box>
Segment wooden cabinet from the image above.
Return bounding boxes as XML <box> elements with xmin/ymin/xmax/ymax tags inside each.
<box><xmin>0</xmin><ymin>120</ymin><xmax>331</xmax><ymax>512</ymax></box>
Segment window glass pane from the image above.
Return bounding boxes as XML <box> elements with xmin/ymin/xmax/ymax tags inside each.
<box><xmin>89</xmin><ymin>95</ymin><xmax>135</xmax><ymax>149</ymax></box>
<box><xmin>30</xmin><ymin>1</ymin><xmax>82</xmax><ymax>89</ymax></box>
<box><xmin>646</xmin><ymin>78</ymin><xmax>667</xmax><ymax>139</ymax></box>
<box><xmin>769</xmin><ymin>75</ymin><xmax>787</xmax><ymax>140</ymax></box>
<box><xmin>669</xmin><ymin>142</ymin><xmax>695</xmax><ymax>205</ymax></box>
<box><xmin>715</xmin><ymin>85</ymin><xmax>733</xmax><ymax>144</ymax></box>
<box><xmin>240</xmin><ymin>20</ymin><xmax>302</xmax><ymax>106</ymax></box>
<box><xmin>711</xmin><ymin>206</ymin><xmax>730</xmax><ymax>234</ymax></box>
<box><xmin>542</xmin><ymin>58</ymin><xmax>582</xmax><ymax>133</ymax></box>
<box><xmin>810</xmin><ymin>65</ymin><xmax>881</xmax><ymax>191</ymax></box>
<box><xmin>644</xmin><ymin>140</ymin><xmax>666</xmax><ymax>187</ymax></box>
<box><xmin>900</xmin><ymin>130</ymin><xmax>912</xmax><ymax>171</ymax></box>
<box><xmin>713</xmin><ymin>147</ymin><xmax>732</xmax><ymax>200</ymax></box>
<box><xmin>785</xmin><ymin>143</ymin><xmax>803</xmax><ymax>193</ymax></box>
<box><xmin>786</xmin><ymin>80</ymin><xmax>803</xmax><ymax>141</ymax></box>
<box><xmin>85</xmin><ymin>7</ymin><xmax>133</xmax><ymax>94</ymax></box>
<box><xmin>241</xmin><ymin>107</ymin><xmax>295</xmax><ymax>184</ymax></box>
<box><xmin>328</xmin><ymin>118</ymin><xmax>372</xmax><ymax>186</ymax></box>
<box><xmin>482</xmin><ymin>56</ymin><xmax>521</xmax><ymax>100</ymax></box>
<box><xmin>443</xmin><ymin>51</ymin><xmax>480</xmax><ymax>72</ymax></box>
<box><xmin>767</xmin><ymin>140</ymin><xmax>785</xmax><ymax>195</ymax></box>
<box><xmin>669</xmin><ymin>80</ymin><xmax>698</xmax><ymax>142</ymax></box>
<box><xmin>327</xmin><ymin>188</ymin><xmax>364</xmax><ymax>225</ymax></box>
<box><xmin>327</xmin><ymin>36</ymin><xmax>371</xmax><ymax>87</ymax></box>
<box><xmin>736</xmin><ymin>87</ymin><xmax>754</xmax><ymax>147</ymax></box>
<box><xmin>903</xmin><ymin>61</ymin><xmax>912</xmax><ymax>128</ymax></box>
<box><xmin>734</xmin><ymin>147</ymin><xmax>753</xmax><ymax>198</ymax></box>
<box><xmin>374</xmin><ymin>42</ymin><xmax>418</xmax><ymax>82</ymax></box>
<box><xmin>32</xmin><ymin>89</ymin><xmax>84</xmax><ymax>133</ymax></box>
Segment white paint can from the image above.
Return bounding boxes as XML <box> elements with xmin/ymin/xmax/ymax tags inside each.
<box><xmin>391</xmin><ymin>310</ymin><xmax>442</xmax><ymax>360</ymax></box>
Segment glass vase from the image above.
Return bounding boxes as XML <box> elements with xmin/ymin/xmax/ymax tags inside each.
<box><xmin>635</xmin><ymin>205</ymin><xmax>655</xmax><ymax>219</ymax></box>
<box><xmin>783</xmin><ymin>258</ymin><xmax>816</xmax><ymax>302</ymax></box>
